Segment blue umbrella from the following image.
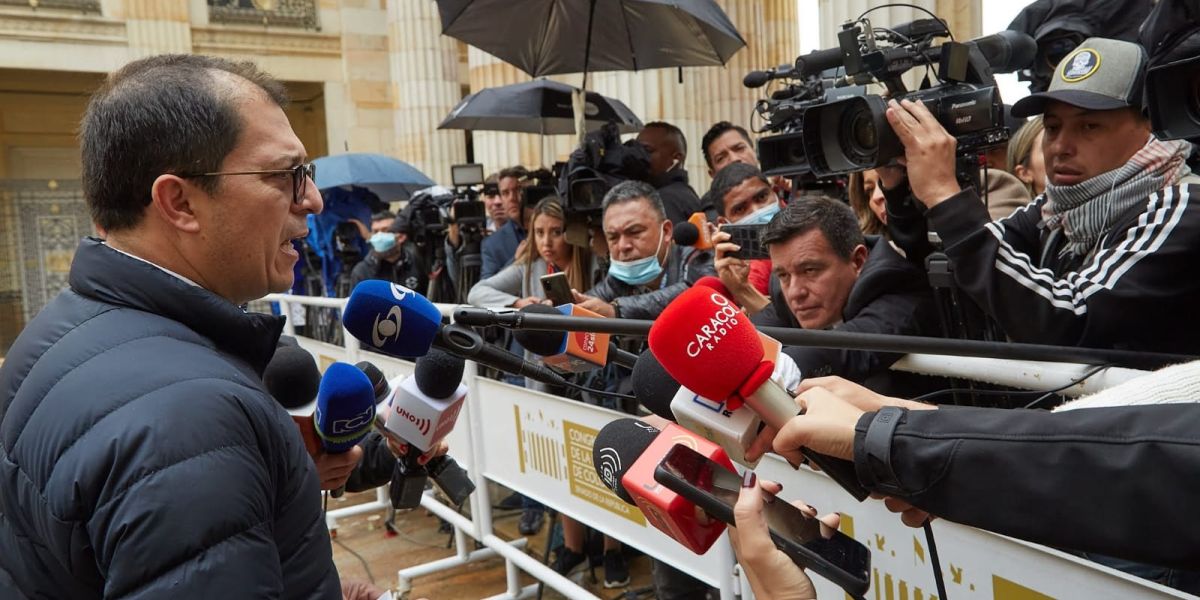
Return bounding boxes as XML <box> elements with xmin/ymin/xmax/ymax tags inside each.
<box><xmin>312</xmin><ymin>153</ymin><xmax>436</xmax><ymax>201</ymax></box>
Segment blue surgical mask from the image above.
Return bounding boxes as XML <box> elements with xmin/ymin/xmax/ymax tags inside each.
<box><xmin>369</xmin><ymin>232</ymin><xmax>397</xmax><ymax>253</ymax></box>
<box><xmin>736</xmin><ymin>201</ymin><xmax>780</xmax><ymax>226</ymax></box>
<box><xmin>609</xmin><ymin>225</ymin><xmax>666</xmax><ymax>286</ymax></box>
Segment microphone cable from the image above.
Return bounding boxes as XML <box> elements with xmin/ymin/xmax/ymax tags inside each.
<box><xmin>924</xmin><ymin>519</ymin><xmax>948</xmax><ymax>600</ymax></box>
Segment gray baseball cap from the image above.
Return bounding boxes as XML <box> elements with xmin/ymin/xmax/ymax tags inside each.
<box><xmin>1011</xmin><ymin>37</ymin><xmax>1147</xmax><ymax>117</ymax></box>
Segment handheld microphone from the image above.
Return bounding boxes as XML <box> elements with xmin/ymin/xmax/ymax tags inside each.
<box><xmin>264</xmin><ymin>345</ymin><xmax>321</xmax><ymax>411</ymax></box>
<box><xmin>520</xmin><ymin>304</ymin><xmax>643</xmax><ymax>369</ymax></box>
<box><xmin>592</xmin><ymin>418</ymin><xmax>733</xmax><ymax>554</ymax></box>
<box><xmin>648</xmin><ymin>286</ymin><xmax>869</xmax><ymax>501</ymax></box>
<box><xmin>314</xmin><ymin>362</ymin><xmax>377</xmax><ymax>497</ymax></box>
<box><xmin>343</xmin><ymin>280</ymin><xmax>568</xmax><ymax>388</ymax></box>
<box><xmin>513</xmin><ymin>304</ymin><xmax>612</xmax><ymax>373</ymax></box>
<box><xmin>672</xmin><ymin>213</ymin><xmax>714</xmax><ymax>251</ymax></box>
<box><xmin>743</xmin><ymin>64</ymin><xmax>797</xmax><ymax>88</ymax></box>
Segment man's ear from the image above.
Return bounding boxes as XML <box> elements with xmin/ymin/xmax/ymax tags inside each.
<box><xmin>149</xmin><ymin>174</ymin><xmax>202</xmax><ymax>233</ymax></box>
<box><xmin>850</xmin><ymin>244</ymin><xmax>869</xmax><ymax>274</ymax></box>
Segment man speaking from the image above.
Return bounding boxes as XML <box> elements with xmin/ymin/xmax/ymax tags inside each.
<box><xmin>0</xmin><ymin>55</ymin><xmax>366</xmax><ymax>598</ymax></box>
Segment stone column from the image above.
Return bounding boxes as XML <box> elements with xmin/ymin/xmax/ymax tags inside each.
<box><xmin>119</xmin><ymin>0</ymin><xmax>192</xmax><ymax>57</ymax></box>
<box><xmin>388</xmin><ymin>0</ymin><xmax>466</xmax><ymax>185</ymax></box>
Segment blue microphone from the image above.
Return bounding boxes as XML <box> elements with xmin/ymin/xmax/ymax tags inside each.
<box><xmin>314</xmin><ymin>362</ymin><xmax>376</xmax><ymax>496</ymax></box>
<box><xmin>342</xmin><ymin>280</ymin><xmax>569</xmax><ymax>387</ymax></box>
<box><xmin>342</xmin><ymin>281</ymin><xmax>443</xmax><ymax>358</ymax></box>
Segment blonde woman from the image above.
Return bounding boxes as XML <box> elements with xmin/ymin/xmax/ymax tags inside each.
<box><xmin>1007</xmin><ymin>116</ymin><xmax>1047</xmax><ymax>198</ymax></box>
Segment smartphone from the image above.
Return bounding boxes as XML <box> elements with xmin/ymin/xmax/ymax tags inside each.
<box><xmin>654</xmin><ymin>445</ymin><xmax>871</xmax><ymax>598</ymax></box>
<box><xmin>722</xmin><ymin>223</ymin><xmax>771</xmax><ymax>260</ymax></box>
<box><xmin>540</xmin><ymin>272</ymin><xmax>574</xmax><ymax>306</ymax></box>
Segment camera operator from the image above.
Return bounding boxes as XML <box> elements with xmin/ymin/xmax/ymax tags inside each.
<box><xmin>637</xmin><ymin>121</ymin><xmax>713</xmax><ymax>224</ymax></box>
<box><xmin>571</xmin><ymin>181</ymin><xmax>715</xmax><ymax>321</ymax></box>
<box><xmin>702</xmin><ymin>120</ymin><xmax>794</xmax><ymax>201</ymax></box>
<box><xmin>481</xmin><ymin>166</ymin><xmax>531</xmax><ymax>280</ymax></box>
<box><xmin>347</xmin><ymin>211</ymin><xmax>426</xmax><ymax>293</ymax></box>
<box><xmin>882</xmin><ymin>37</ymin><xmax>1200</xmax><ymax>354</ymax></box>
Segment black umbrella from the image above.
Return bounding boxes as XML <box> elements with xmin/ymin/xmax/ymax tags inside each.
<box><xmin>436</xmin><ymin>0</ymin><xmax>746</xmax><ymax>81</ymax></box>
<box><xmin>438</xmin><ymin>79</ymin><xmax>643</xmax><ymax>135</ymax></box>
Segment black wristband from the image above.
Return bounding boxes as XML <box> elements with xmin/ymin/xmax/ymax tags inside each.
<box><xmin>857</xmin><ymin>406</ymin><xmax>907</xmax><ymax>495</ymax></box>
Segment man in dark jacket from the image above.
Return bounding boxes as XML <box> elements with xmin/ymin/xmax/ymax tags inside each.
<box><xmin>725</xmin><ymin>197</ymin><xmax>937</xmax><ymax>393</ymax></box>
<box><xmin>637</xmin><ymin>121</ymin><xmax>714</xmax><ymax>223</ymax></box>
<box><xmin>882</xmin><ymin>37</ymin><xmax>1200</xmax><ymax>354</ymax></box>
<box><xmin>348</xmin><ymin>211</ymin><xmax>426</xmax><ymax>293</ymax></box>
<box><xmin>572</xmin><ymin>180</ymin><xmax>715</xmax><ymax>320</ymax></box>
<box><xmin>480</xmin><ymin>165</ymin><xmax>530</xmax><ymax>279</ymax></box>
<box><xmin>0</xmin><ymin>55</ymin><xmax>367</xmax><ymax>599</ymax></box>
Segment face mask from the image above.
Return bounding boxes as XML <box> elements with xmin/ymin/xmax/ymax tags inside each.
<box><xmin>369</xmin><ymin>232</ymin><xmax>396</xmax><ymax>253</ymax></box>
<box><xmin>736</xmin><ymin>202</ymin><xmax>781</xmax><ymax>226</ymax></box>
<box><xmin>609</xmin><ymin>225</ymin><xmax>666</xmax><ymax>286</ymax></box>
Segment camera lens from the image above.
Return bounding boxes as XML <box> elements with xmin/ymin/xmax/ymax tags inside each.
<box><xmin>838</xmin><ymin>103</ymin><xmax>878</xmax><ymax>165</ymax></box>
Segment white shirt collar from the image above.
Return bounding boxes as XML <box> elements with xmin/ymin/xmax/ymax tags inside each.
<box><xmin>102</xmin><ymin>241</ymin><xmax>203</xmax><ymax>288</ymax></box>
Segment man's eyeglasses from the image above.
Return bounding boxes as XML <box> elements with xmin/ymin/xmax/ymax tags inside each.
<box><xmin>179</xmin><ymin>162</ymin><xmax>316</xmax><ymax>204</ymax></box>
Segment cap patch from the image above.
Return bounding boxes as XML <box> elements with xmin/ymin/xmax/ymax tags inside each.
<box><xmin>1062</xmin><ymin>48</ymin><xmax>1101</xmax><ymax>83</ymax></box>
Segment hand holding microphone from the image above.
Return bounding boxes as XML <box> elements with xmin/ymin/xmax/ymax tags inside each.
<box><xmin>313</xmin><ymin>362</ymin><xmax>377</xmax><ymax>495</ymax></box>
<box><xmin>648</xmin><ymin>286</ymin><xmax>869</xmax><ymax>501</ymax></box>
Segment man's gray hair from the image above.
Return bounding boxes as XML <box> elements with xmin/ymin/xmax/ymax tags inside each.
<box><xmin>601</xmin><ymin>180</ymin><xmax>667</xmax><ymax>221</ymax></box>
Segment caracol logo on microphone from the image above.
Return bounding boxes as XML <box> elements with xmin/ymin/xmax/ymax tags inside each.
<box><xmin>372</xmin><ymin>306</ymin><xmax>403</xmax><ymax>347</ymax></box>
<box><xmin>389</xmin><ymin>283</ymin><xmax>417</xmax><ymax>301</ymax></box>
<box><xmin>685</xmin><ymin>293</ymin><xmax>740</xmax><ymax>358</ymax></box>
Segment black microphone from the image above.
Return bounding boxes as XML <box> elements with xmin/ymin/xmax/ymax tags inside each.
<box><xmin>515</xmin><ymin>305</ymin><xmax>638</xmax><ymax>370</ymax></box>
<box><xmin>436</xmin><ymin>324</ymin><xmax>569</xmax><ymax>388</ymax></box>
<box><xmin>743</xmin><ymin>64</ymin><xmax>797</xmax><ymax>88</ymax></box>
<box><xmin>264</xmin><ymin>345</ymin><xmax>321</xmax><ymax>410</ymax></box>
<box><xmin>673</xmin><ymin>221</ymin><xmax>701</xmax><ymax>247</ymax></box>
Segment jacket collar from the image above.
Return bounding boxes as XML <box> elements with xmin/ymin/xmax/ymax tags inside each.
<box><xmin>69</xmin><ymin>237</ymin><xmax>284</xmax><ymax>375</ymax></box>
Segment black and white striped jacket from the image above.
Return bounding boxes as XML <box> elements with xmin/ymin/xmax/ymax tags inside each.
<box><xmin>925</xmin><ymin>183</ymin><xmax>1200</xmax><ymax>353</ymax></box>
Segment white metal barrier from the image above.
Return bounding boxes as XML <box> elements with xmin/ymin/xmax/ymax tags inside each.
<box><xmin>264</xmin><ymin>294</ymin><xmax>1182</xmax><ymax>599</ymax></box>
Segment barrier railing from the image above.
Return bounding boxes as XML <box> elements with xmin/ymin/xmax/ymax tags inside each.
<box><xmin>264</xmin><ymin>293</ymin><xmax>1182</xmax><ymax>599</ymax></box>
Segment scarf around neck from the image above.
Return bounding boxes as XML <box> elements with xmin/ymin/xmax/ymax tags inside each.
<box><xmin>1041</xmin><ymin>135</ymin><xmax>1193</xmax><ymax>257</ymax></box>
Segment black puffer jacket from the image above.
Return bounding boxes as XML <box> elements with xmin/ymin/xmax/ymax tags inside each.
<box><xmin>0</xmin><ymin>238</ymin><xmax>339</xmax><ymax>599</ymax></box>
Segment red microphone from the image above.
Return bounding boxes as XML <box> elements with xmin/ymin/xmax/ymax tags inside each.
<box><xmin>592</xmin><ymin>418</ymin><xmax>733</xmax><ymax>554</ymax></box>
<box><xmin>692</xmin><ymin>275</ymin><xmax>733</xmax><ymax>300</ymax></box>
<box><xmin>648</xmin><ymin>286</ymin><xmax>869</xmax><ymax>501</ymax></box>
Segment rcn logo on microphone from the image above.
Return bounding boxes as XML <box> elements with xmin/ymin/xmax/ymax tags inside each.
<box><xmin>372</xmin><ymin>306</ymin><xmax>403</xmax><ymax>347</ymax></box>
<box><xmin>685</xmin><ymin>292</ymin><xmax>741</xmax><ymax>358</ymax></box>
<box><xmin>331</xmin><ymin>404</ymin><xmax>375</xmax><ymax>435</ymax></box>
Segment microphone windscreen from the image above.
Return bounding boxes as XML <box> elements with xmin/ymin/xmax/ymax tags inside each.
<box><xmin>673</xmin><ymin>221</ymin><xmax>700</xmax><ymax>246</ymax></box>
<box><xmin>355</xmin><ymin>361</ymin><xmax>389</xmax><ymax>401</ymax></box>
<box><xmin>343</xmin><ymin>280</ymin><xmax>443</xmax><ymax>358</ymax></box>
<box><xmin>414</xmin><ymin>347</ymin><xmax>466</xmax><ymax>400</ymax></box>
<box><xmin>631</xmin><ymin>350</ymin><xmax>680</xmax><ymax>420</ymax></box>
<box><xmin>314</xmin><ymin>362</ymin><xmax>377</xmax><ymax>453</ymax></box>
<box><xmin>693</xmin><ymin>276</ymin><xmax>732</xmax><ymax>299</ymax></box>
<box><xmin>649</xmin><ymin>286</ymin><xmax>764</xmax><ymax>402</ymax></box>
<box><xmin>512</xmin><ymin>305</ymin><xmax>568</xmax><ymax>356</ymax></box>
<box><xmin>592</xmin><ymin>418</ymin><xmax>660</xmax><ymax>504</ymax></box>
<box><xmin>264</xmin><ymin>345</ymin><xmax>320</xmax><ymax>409</ymax></box>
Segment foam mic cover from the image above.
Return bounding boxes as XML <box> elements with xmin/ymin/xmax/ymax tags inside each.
<box><xmin>343</xmin><ymin>280</ymin><xmax>443</xmax><ymax>358</ymax></box>
<box><xmin>648</xmin><ymin>286</ymin><xmax>767</xmax><ymax>407</ymax></box>
<box><xmin>693</xmin><ymin>275</ymin><xmax>732</xmax><ymax>300</ymax></box>
<box><xmin>314</xmin><ymin>362</ymin><xmax>377</xmax><ymax>454</ymax></box>
<box><xmin>512</xmin><ymin>304</ymin><xmax>610</xmax><ymax>373</ymax></box>
<box><xmin>512</xmin><ymin>304</ymin><xmax>567</xmax><ymax>356</ymax></box>
<box><xmin>631</xmin><ymin>350</ymin><xmax>682</xmax><ymax>421</ymax></box>
<box><xmin>414</xmin><ymin>347</ymin><xmax>465</xmax><ymax>400</ymax></box>
<box><xmin>673</xmin><ymin>221</ymin><xmax>700</xmax><ymax>246</ymax></box>
<box><xmin>355</xmin><ymin>360</ymin><xmax>390</xmax><ymax>402</ymax></box>
<box><xmin>592</xmin><ymin>418</ymin><xmax>733</xmax><ymax>554</ymax></box>
<box><xmin>264</xmin><ymin>345</ymin><xmax>321</xmax><ymax>410</ymax></box>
